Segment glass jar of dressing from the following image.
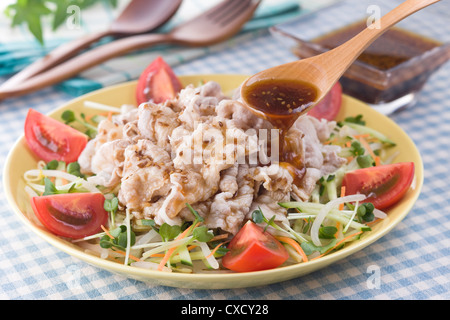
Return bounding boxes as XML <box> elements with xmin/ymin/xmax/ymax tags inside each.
<box><xmin>271</xmin><ymin>0</ymin><xmax>450</xmax><ymax>114</ymax></box>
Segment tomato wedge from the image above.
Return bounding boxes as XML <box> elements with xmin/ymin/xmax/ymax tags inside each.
<box><xmin>24</xmin><ymin>109</ymin><xmax>88</xmax><ymax>163</ymax></box>
<box><xmin>222</xmin><ymin>221</ymin><xmax>289</xmax><ymax>272</ymax></box>
<box><xmin>136</xmin><ymin>56</ymin><xmax>183</xmax><ymax>105</ymax></box>
<box><xmin>307</xmin><ymin>82</ymin><xmax>342</xmax><ymax>121</ymax></box>
<box><xmin>342</xmin><ymin>162</ymin><xmax>415</xmax><ymax>210</ymax></box>
<box><xmin>31</xmin><ymin>193</ymin><xmax>108</xmax><ymax>239</ymax></box>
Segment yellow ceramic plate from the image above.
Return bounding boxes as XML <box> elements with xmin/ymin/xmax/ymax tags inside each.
<box><xmin>3</xmin><ymin>74</ymin><xmax>423</xmax><ymax>289</ymax></box>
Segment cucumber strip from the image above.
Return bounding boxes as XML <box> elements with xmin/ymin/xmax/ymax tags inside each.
<box><xmin>343</xmin><ymin>122</ymin><xmax>396</xmax><ymax>146</ymax></box>
<box><xmin>178</xmin><ymin>244</ymin><xmax>193</xmax><ymax>266</ymax></box>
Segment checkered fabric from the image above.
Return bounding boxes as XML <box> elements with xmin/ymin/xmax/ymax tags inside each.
<box><xmin>0</xmin><ymin>0</ymin><xmax>449</xmax><ymax>300</ymax></box>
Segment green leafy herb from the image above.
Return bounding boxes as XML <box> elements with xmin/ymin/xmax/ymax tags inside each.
<box><xmin>61</xmin><ymin>110</ymin><xmax>76</xmax><ymax>123</ymax></box>
<box><xmin>319</xmin><ymin>226</ymin><xmax>338</xmax><ymax>239</ymax></box>
<box><xmin>4</xmin><ymin>0</ymin><xmax>118</xmax><ymax>45</ymax></box>
<box><xmin>318</xmin><ymin>177</ymin><xmax>326</xmax><ymax>196</ymax></box>
<box><xmin>300</xmin><ymin>239</ymin><xmax>337</xmax><ymax>256</ymax></box>
<box><xmin>103</xmin><ymin>196</ymin><xmax>118</xmax><ymax>227</ymax></box>
<box><xmin>42</xmin><ymin>177</ymin><xmax>76</xmax><ymax>195</ymax></box>
<box><xmin>192</xmin><ymin>226</ymin><xmax>214</xmax><ymax>242</ymax></box>
<box><xmin>356</xmin><ymin>154</ymin><xmax>374</xmax><ymax>168</ymax></box>
<box><xmin>43</xmin><ymin>177</ymin><xmax>60</xmax><ymax>195</ymax></box>
<box><xmin>252</xmin><ymin>209</ymin><xmax>264</xmax><ymax>224</ymax></box>
<box><xmin>159</xmin><ymin>223</ymin><xmax>182</xmax><ymax>242</ymax></box>
<box><xmin>141</xmin><ymin>219</ymin><xmax>160</xmax><ymax>233</ymax></box>
<box><xmin>100</xmin><ymin>225</ymin><xmax>135</xmax><ymax>251</ymax></box>
<box><xmin>140</xmin><ymin>219</ymin><xmax>155</xmax><ymax>227</ymax></box>
<box><xmin>61</xmin><ymin>109</ymin><xmax>98</xmax><ymax>139</ymax></box>
<box><xmin>103</xmin><ymin>196</ymin><xmax>118</xmax><ymax>213</ymax></box>
<box><xmin>43</xmin><ymin>160</ymin><xmax>60</xmax><ymax>170</ymax></box>
<box><xmin>344</xmin><ymin>114</ymin><xmax>366</xmax><ymax>126</ymax></box>
<box><xmin>350</xmin><ymin>141</ymin><xmax>365</xmax><ymax>156</ymax></box>
<box><xmin>251</xmin><ymin>207</ymin><xmax>285</xmax><ymax>235</ymax></box>
<box><xmin>67</xmin><ymin>161</ymin><xmax>84</xmax><ymax>177</ymax></box>
<box><xmin>357</xmin><ymin>203</ymin><xmax>375</xmax><ymax>222</ymax></box>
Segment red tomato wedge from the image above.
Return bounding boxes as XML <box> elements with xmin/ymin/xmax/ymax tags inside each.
<box><xmin>307</xmin><ymin>82</ymin><xmax>342</xmax><ymax>121</ymax></box>
<box><xmin>222</xmin><ymin>221</ymin><xmax>289</xmax><ymax>272</ymax></box>
<box><xmin>342</xmin><ymin>162</ymin><xmax>415</xmax><ymax>210</ymax></box>
<box><xmin>31</xmin><ymin>193</ymin><xmax>108</xmax><ymax>239</ymax></box>
<box><xmin>136</xmin><ymin>56</ymin><xmax>183</xmax><ymax>105</ymax></box>
<box><xmin>24</xmin><ymin>109</ymin><xmax>88</xmax><ymax>163</ymax></box>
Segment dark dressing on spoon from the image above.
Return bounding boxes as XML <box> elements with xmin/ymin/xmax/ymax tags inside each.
<box><xmin>242</xmin><ymin>78</ymin><xmax>319</xmax><ymax>186</ymax></box>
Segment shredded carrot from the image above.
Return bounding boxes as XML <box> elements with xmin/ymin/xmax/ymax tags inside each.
<box><xmin>339</xmin><ymin>186</ymin><xmax>346</xmax><ymax>210</ymax></box>
<box><xmin>353</xmin><ymin>133</ymin><xmax>371</xmax><ymax>139</ymax></box>
<box><xmin>114</xmin><ymin>250</ymin><xmax>141</xmax><ymax>262</ymax></box>
<box><xmin>335</xmin><ymin>222</ymin><xmax>341</xmax><ymax>238</ymax></box>
<box><xmin>85</xmin><ymin>111</ymin><xmax>109</xmax><ymax>123</ymax></box>
<box><xmin>150</xmin><ymin>253</ymin><xmax>166</xmax><ymax>258</ymax></box>
<box><xmin>365</xmin><ymin>137</ymin><xmax>379</xmax><ymax>143</ymax></box>
<box><xmin>84</xmin><ymin>114</ymin><xmax>95</xmax><ymax>122</ymax></box>
<box><xmin>275</xmin><ymin>236</ymin><xmax>308</xmax><ymax>262</ymax></box>
<box><xmin>107</xmin><ymin>111</ymin><xmax>113</xmax><ymax>121</ymax></box>
<box><xmin>375</xmin><ymin>156</ymin><xmax>381</xmax><ymax>166</ymax></box>
<box><xmin>206</xmin><ymin>241</ymin><xmax>228</xmax><ymax>259</ymax></box>
<box><xmin>310</xmin><ymin>231</ymin><xmax>363</xmax><ymax>261</ymax></box>
<box><xmin>345</xmin><ymin>141</ymin><xmax>351</xmax><ymax>148</ymax></box>
<box><xmin>346</xmin><ymin>156</ymin><xmax>354</xmax><ymax>163</ymax></box>
<box><xmin>340</xmin><ymin>185</ymin><xmax>346</xmax><ymax>196</ymax></box>
<box><xmin>324</xmin><ymin>137</ymin><xmax>337</xmax><ymax>145</ymax></box>
<box><xmin>359</xmin><ymin>137</ymin><xmax>377</xmax><ymax>162</ymax></box>
<box><xmin>101</xmin><ymin>225</ymin><xmax>114</xmax><ymax>239</ymax></box>
<box><xmin>366</xmin><ymin>218</ymin><xmax>381</xmax><ymax>226</ymax></box>
<box><xmin>331</xmin><ymin>231</ymin><xmax>363</xmax><ymax>251</ymax></box>
<box><xmin>187</xmin><ymin>245</ymin><xmax>198</xmax><ymax>251</ymax></box>
<box><xmin>157</xmin><ymin>222</ymin><xmax>200</xmax><ymax>271</ymax></box>
<box><xmin>209</xmin><ymin>233</ymin><xmax>229</xmax><ymax>242</ymax></box>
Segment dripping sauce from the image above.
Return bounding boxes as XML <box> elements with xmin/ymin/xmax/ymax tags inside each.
<box><xmin>242</xmin><ymin>78</ymin><xmax>319</xmax><ymax>185</ymax></box>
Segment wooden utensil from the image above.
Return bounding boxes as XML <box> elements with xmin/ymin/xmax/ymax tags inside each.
<box><xmin>0</xmin><ymin>0</ymin><xmax>183</xmax><ymax>89</ymax></box>
<box><xmin>240</xmin><ymin>0</ymin><xmax>441</xmax><ymax>124</ymax></box>
<box><xmin>0</xmin><ymin>0</ymin><xmax>261</xmax><ymax>100</ymax></box>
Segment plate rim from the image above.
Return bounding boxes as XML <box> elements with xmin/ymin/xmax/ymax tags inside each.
<box><xmin>2</xmin><ymin>74</ymin><xmax>424</xmax><ymax>288</ymax></box>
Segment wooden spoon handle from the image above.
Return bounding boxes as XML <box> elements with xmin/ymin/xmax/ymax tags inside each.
<box><xmin>0</xmin><ymin>33</ymin><xmax>170</xmax><ymax>100</ymax></box>
<box><xmin>0</xmin><ymin>30</ymin><xmax>111</xmax><ymax>90</ymax></box>
<box><xmin>320</xmin><ymin>0</ymin><xmax>441</xmax><ymax>82</ymax></box>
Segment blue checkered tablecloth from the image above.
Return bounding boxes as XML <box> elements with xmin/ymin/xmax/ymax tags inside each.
<box><xmin>0</xmin><ymin>0</ymin><xmax>449</xmax><ymax>300</ymax></box>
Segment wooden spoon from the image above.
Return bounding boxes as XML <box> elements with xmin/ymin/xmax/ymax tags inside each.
<box><xmin>0</xmin><ymin>0</ymin><xmax>260</xmax><ymax>100</ymax></box>
<box><xmin>240</xmin><ymin>0</ymin><xmax>441</xmax><ymax>126</ymax></box>
<box><xmin>0</xmin><ymin>0</ymin><xmax>182</xmax><ymax>89</ymax></box>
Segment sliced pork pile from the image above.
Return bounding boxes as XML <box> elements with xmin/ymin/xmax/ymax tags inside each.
<box><xmin>78</xmin><ymin>81</ymin><xmax>346</xmax><ymax>234</ymax></box>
